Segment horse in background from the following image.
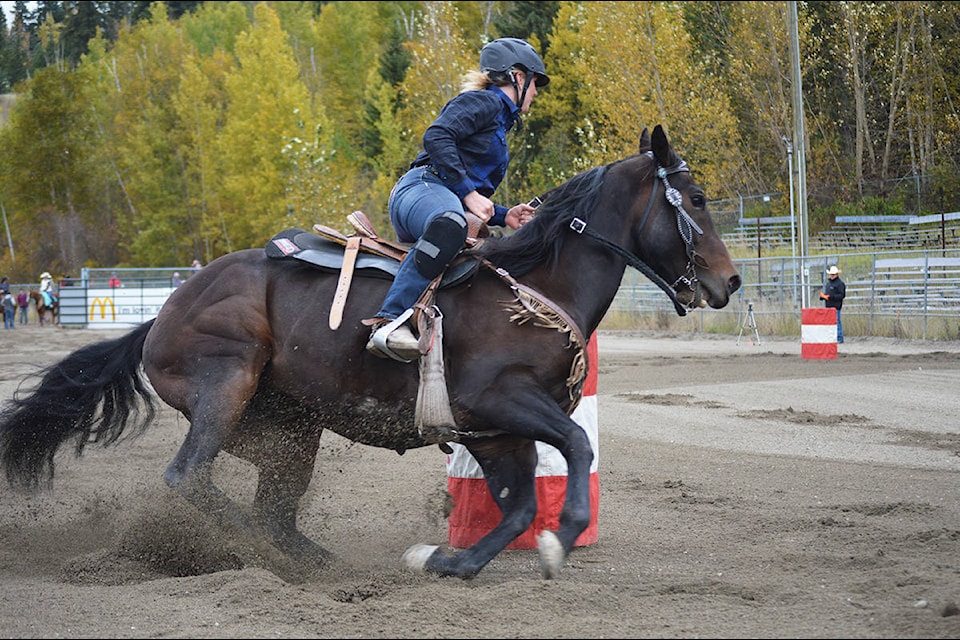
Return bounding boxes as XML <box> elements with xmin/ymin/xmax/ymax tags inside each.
<box><xmin>28</xmin><ymin>290</ymin><xmax>58</xmax><ymax>326</ymax></box>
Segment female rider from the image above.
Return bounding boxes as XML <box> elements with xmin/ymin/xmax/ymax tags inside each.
<box><xmin>364</xmin><ymin>37</ymin><xmax>549</xmax><ymax>361</ymax></box>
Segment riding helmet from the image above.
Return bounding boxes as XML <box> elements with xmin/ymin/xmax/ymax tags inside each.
<box><xmin>480</xmin><ymin>38</ymin><xmax>549</xmax><ymax>86</ymax></box>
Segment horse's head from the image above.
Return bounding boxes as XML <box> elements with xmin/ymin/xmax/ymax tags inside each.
<box><xmin>478</xmin><ymin>125</ymin><xmax>740</xmax><ymax>318</ymax></box>
<box><xmin>615</xmin><ymin>125</ymin><xmax>741</xmax><ymax>312</ymax></box>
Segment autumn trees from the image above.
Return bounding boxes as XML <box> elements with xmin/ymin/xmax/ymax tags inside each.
<box><xmin>0</xmin><ymin>1</ymin><xmax>957</xmax><ymax>282</ymax></box>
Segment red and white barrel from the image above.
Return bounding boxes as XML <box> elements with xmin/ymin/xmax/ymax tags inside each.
<box><xmin>801</xmin><ymin>307</ymin><xmax>838</xmax><ymax>359</ymax></box>
<box><xmin>445</xmin><ymin>333</ymin><xmax>600</xmax><ymax>549</ymax></box>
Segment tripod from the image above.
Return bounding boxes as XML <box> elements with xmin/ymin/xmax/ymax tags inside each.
<box><xmin>737</xmin><ymin>301</ymin><xmax>761</xmax><ymax>345</ymax></box>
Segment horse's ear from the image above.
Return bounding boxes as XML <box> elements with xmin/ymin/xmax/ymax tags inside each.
<box><xmin>638</xmin><ymin>127</ymin><xmax>651</xmax><ymax>153</ymax></box>
<box><xmin>651</xmin><ymin>124</ymin><xmax>677</xmax><ymax>167</ymax></box>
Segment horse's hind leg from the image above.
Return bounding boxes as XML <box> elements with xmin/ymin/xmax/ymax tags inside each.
<box><xmin>225</xmin><ymin>397</ymin><xmax>330</xmax><ymax>561</ymax></box>
<box><xmin>161</xmin><ymin>370</ymin><xmax>269</xmax><ymax>541</ymax></box>
<box><xmin>163</xmin><ymin>417</ymin><xmax>250</xmax><ymax>532</ymax></box>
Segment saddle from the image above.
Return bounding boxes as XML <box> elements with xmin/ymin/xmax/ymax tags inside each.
<box><xmin>264</xmin><ymin>211</ymin><xmax>481</xmax><ymax>330</ymax></box>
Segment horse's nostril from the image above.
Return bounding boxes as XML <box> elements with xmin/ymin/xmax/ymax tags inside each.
<box><xmin>728</xmin><ymin>274</ymin><xmax>742</xmax><ymax>294</ymax></box>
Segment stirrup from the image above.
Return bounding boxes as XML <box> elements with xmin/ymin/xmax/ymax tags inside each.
<box><xmin>368</xmin><ymin>308</ymin><xmax>419</xmax><ymax>362</ymax></box>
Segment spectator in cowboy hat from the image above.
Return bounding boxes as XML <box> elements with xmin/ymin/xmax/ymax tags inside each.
<box><xmin>819</xmin><ymin>265</ymin><xmax>846</xmax><ymax>343</ymax></box>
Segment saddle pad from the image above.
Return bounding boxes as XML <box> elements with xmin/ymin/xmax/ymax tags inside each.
<box><xmin>264</xmin><ymin>228</ymin><xmax>480</xmax><ymax>287</ymax></box>
<box><xmin>265</xmin><ymin>228</ymin><xmax>398</xmax><ymax>279</ymax></box>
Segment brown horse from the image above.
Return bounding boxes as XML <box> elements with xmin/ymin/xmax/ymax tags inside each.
<box><xmin>28</xmin><ymin>289</ymin><xmax>57</xmax><ymax>326</ymax></box>
<box><xmin>0</xmin><ymin>125</ymin><xmax>740</xmax><ymax>580</ymax></box>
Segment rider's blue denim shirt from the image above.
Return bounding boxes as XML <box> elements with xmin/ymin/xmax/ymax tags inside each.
<box><xmin>409</xmin><ymin>85</ymin><xmax>520</xmax><ymax>226</ymax></box>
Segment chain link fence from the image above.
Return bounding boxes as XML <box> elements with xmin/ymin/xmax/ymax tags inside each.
<box><xmin>608</xmin><ymin>247</ymin><xmax>960</xmax><ymax>341</ymax></box>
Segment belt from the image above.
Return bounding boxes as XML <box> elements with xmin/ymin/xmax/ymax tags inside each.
<box><xmin>415</xmin><ymin>163</ymin><xmax>442</xmax><ymax>179</ymax></box>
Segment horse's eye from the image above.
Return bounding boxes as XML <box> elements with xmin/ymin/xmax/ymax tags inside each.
<box><xmin>691</xmin><ymin>194</ymin><xmax>706</xmax><ymax>209</ymax></box>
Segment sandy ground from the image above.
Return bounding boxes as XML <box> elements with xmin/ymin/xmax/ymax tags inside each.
<box><xmin>0</xmin><ymin>324</ymin><xmax>958</xmax><ymax>639</ymax></box>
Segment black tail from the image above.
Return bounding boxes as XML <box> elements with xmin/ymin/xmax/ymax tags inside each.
<box><xmin>0</xmin><ymin>320</ymin><xmax>158</xmax><ymax>488</ymax></box>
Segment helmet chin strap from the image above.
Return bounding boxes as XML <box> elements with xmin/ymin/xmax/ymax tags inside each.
<box><xmin>511</xmin><ymin>71</ymin><xmax>534</xmax><ymax>131</ymax></box>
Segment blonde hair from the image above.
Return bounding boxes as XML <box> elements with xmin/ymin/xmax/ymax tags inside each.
<box><xmin>460</xmin><ymin>69</ymin><xmax>515</xmax><ymax>93</ymax></box>
<box><xmin>461</xmin><ymin>70</ymin><xmax>491</xmax><ymax>92</ymax></box>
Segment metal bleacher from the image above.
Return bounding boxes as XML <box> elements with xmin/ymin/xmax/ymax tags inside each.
<box><xmin>812</xmin><ymin>213</ymin><xmax>960</xmax><ymax>250</ymax></box>
<box><xmin>722</xmin><ymin>216</ymin><xmax>795</xmax><ymax>248</ymax></box>
<box><xmin>812</xmin><ymin>215</ymin><xmax>911</xmax><ymax>249</ymax></box>
<box><xmin>857</xmin><ymin>255</ymin><xmax>960</xmax><ymax>313</ymax></box>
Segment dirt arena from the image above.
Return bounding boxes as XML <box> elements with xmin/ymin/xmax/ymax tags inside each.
<box><xmin>0</xmin><ymin>325</ymin><xmax>958</xmax><ymax>639</ymax></box>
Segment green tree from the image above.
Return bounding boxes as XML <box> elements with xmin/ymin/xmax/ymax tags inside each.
<box><xmin>492</xmin><ymin>0</ymin><xmax>558</xmax><ymax>45</ymax></box>
<box><xmin>0</xmin><ymin>62</ymin><xmax>116</xmax><ymax>279</ymax></box>
<box><xmin>684</xmin><ymin>1</ymin><xmax>796</xmax><ymax>197</ymax></box>
<box><xmin>61</xmin><ymin>0</ymin><xmax>104</xmax><ymax>67</ymax></box>
<box><xmin>489</xmin><ymin>1</ymin><xmax>560</xmax><ymax>201</ymax></box>
<box><xmin>218</xmin><ymin>2</ymin><xmax>314</xmax><ymax>248</ymax></box>
<box><xmin>540</xmin><ymin>2</ymin><xmax>739</xmax><ymax>198</ymax></box>
<box><xmin>180</xmin><ymin>0</ymin><xmax>249</xmax><ymax>58</ymax></box>
<box><xmin>171</xmin><ymin>50</ymin><xmax>234</xmax><ymax>262</ymax></box>
<box><xmin>0</xmin><ymin>9</ymin><xmax>10</xmax><ymax>92</ymax></box>
<box><xmin>3</xmin><ymin>1</ymin><xmax>35</xmax><ymax>88</ymax></box>
<box><xmin>103</xmin><ymin>2</ymin><xmax>195</xmax><ymax>265</ymax></box>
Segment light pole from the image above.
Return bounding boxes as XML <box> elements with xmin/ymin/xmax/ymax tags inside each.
<box><xmin>782</xmin><ymin>136</ymin><xmax>797</xmax><ymax>309</ymax></box>
<box><xmin>788</xmin><ymin>0</ymin><xmax>810</xmax><ymax>308</ymax></box>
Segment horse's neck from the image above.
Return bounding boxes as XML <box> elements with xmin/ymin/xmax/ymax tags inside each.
<box><xmin>519</xmin><ymin>245</ymin><xmax>627</xmax><ymax>338</ymax></box>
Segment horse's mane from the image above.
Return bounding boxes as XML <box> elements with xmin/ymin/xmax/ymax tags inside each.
<box><xmin>477</xmin><ymin>166</ymin><xmax>608</xmax><ymax>277</ymax></box>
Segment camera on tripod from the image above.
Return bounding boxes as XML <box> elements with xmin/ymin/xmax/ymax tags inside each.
<box><xmin>737</xmin><ymin>300</ymin><xmax>761</xmax><ymax>345</ymax></box>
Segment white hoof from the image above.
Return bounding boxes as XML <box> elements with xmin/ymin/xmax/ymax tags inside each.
<box><xmin>401</xmin><ymin>544</ymin><xmax>439</xmax><ymax>572</ymax></box>
<box><xmin>536</xmin><ymin>530</ymin><xmax>564</xmax><ymax>579</ymax></box>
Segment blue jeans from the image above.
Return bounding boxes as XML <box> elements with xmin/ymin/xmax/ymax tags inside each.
<box><xmin>835</xmin><ymin>309</ymin><xmax>844</xmax><ymax>343</ymax></box>
<box><xmin>4</xmin><ymin>309</ymin><xmax>14</xmax><ymax>329</ymax></box>
<box><xmin>18</xmin><ymin>307</ymin><xmax>27</xmax><ymax>324</ymax></box>
<box><xmin>376</xmin><ymin>167</ymin><xmax>466</xmax><ymax>320</ymax></box>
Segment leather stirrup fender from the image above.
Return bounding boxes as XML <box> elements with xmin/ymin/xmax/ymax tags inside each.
<box><xmin>329</xmin><ymin>236</ymin><xmax>361</xmax><ymax>330</ymax></box>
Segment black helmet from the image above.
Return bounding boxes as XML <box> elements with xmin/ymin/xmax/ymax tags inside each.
<box><xmin>480</xmin><ymin>38</ymin><xmax>549</xmax><ymax>86</ymax></box>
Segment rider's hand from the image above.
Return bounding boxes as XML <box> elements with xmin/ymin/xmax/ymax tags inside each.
<box><xmin>505</xmin><ymin>203</ymin><xmax>537</xmax><ymax>230</ymax></box>
<box><xmin>463</xmin><ymin>191</ymin><xmax>495</xmax><ymax>223</ymax></box>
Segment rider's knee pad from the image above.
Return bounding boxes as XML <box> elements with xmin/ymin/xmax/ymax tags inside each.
<box><xmin>413</xmin><ymin>211</ymin><xmax>468</xmax><ymax>280</ymax></box>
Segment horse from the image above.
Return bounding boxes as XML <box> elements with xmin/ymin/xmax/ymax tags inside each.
<box><xmin>0</xmin><ymin>125</ymin><xmax>741</xmax><ymax>580</ymax></box>
<box><xmin>28</xmin><ymin>289</ymin><xmax>58</xmax><ymax>326</ymax></box>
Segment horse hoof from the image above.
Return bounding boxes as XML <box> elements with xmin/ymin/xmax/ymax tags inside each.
<box><xmin>402</xmin><ymin>544</ymin><xmax>439</xmax><ymax>572</ymax></box>
<box><xmin>537</xmin><ymin>530</ymin><xmax>564</xmax><ymax>579</ymax></box>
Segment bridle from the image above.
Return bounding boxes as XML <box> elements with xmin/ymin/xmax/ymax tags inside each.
<box><xmin>566</xmin><ymin>152</ymin><xmax>706</xmax><ymax>316</ymax></box>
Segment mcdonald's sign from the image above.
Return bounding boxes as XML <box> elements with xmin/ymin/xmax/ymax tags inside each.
<box><xmin>89</xmin><ymin>297</ymin><xmax>116</xmax><ymax>321</ymax></box>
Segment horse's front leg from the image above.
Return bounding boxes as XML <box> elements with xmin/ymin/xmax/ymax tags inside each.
<box><xmin>517</xmin><ymin>407</ymin><xmax>595</xmax><ymax>579</ymax></box>
<box><xmin>404</xmin><ymin>437</ymin><xmax>539</xmax><ymax>579</ymax></box>
<box><xmin>404</xmin><ymin>389</ymin><xmax>594</xmax><ymax>579</ymax></box>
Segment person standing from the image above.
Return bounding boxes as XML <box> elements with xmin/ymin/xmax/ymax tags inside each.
<box><xmin>363</xmin><ymin>37</ymin><xmax>547</xmax><ymax>361</ymax></box>
<box><xmin>2</xmin><ymin>291</ymin><xmax>16</xmax><ymax>329</ymax></box>
<box><xmin>16</xmin><ymin>288</ymin><xmax>28</xmax><ymax>324</ymax></box>
<box><xmin>171</xmin><ymin>272</ymin><xmax>183</xmax><ymax>288</ymax></box>
<box><xmin>820</xmin><ymin>265</ymin><xmax>846</xmax><ymax>343</ymax></box>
